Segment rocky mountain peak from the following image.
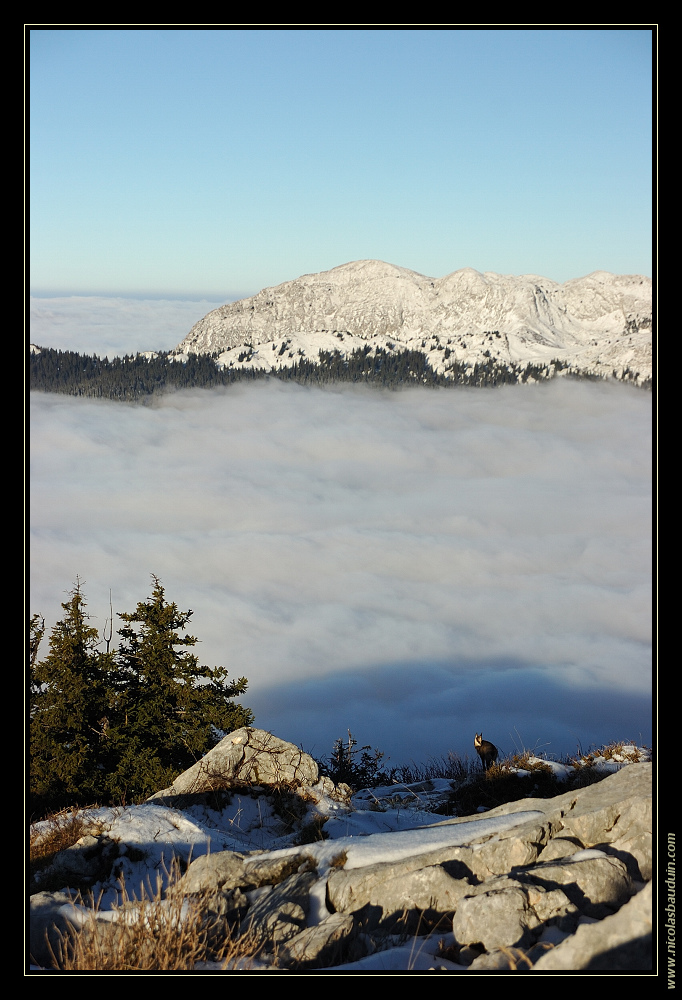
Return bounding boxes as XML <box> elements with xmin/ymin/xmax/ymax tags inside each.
<box><xmin>173</xmin><ymin>261</ymin><xmax>652</xmax><ymax>382</ymax></box>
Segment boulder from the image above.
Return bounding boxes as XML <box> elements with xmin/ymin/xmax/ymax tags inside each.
<box><xmin>328</xmin><ymin>861</ymin><xmax>474</xmax><ymax>932</ymax></box>
<box><xmin>532</xmin><ymin>881</ymin><xmax>652</xmax><ymax>971</ymax></box>
<box><xmin>428</xmin><ymin>762</ymin><xmax>652</xmax><ymax>881</ymax></box>
<box><xmin>147</xmin><ymin>728</ymin><xmax>319</xmax><ymax>801</ymax></box>
<box><xmin>175</xmin><ymin>850</ymin><xmax>249</xmax><ymax>894</ymax></box>
<box><xmin>177</xmin><ymin>849</ymin><xmax>316</xmax><ymax>895</ymax></box>
<box><xmin>275</xmin><ymin>912</ymin><xmax>355</xmax><ymax>969</ymax></box>
<box><xmin>239</xmin><ymin>869</ymin><xmax>320</xmax><ymax>944</ymax></box>
<box><xmin>557</xmin><ymin>764</ymin><xmax>653</xmax><ymax>882</ymax></box>
<box><xmin>469</xmin><ymin>946</ymin><xmax>534</xmax><ymax>970</ymax></box>
<box><xmin>516</xmin><ymin>851</ymin><xmax>633</xmax><ymax>919</ymax></box>
<box><xmin>30</xmin><ymin>834</ymin><xmax>121</xmax><ymax>895</ymax></box>
<box><xmin>452</xmin><ymin>875</ymin><xmax>579</xmax><ymax>952</ymax></box>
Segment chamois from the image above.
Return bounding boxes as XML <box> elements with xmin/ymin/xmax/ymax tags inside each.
<box><xmin>474</xmin><ymin>733</ymin><xmax>499</xmax><ymax>771</ymax></box>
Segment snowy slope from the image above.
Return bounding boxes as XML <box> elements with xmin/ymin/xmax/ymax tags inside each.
<box><xmin>173</xmin><ymin>261</ymin><xmax>652</xmax><ymax>381</ymax></box>
<box><xmin>30</xmin><ymin>747</ymin><xmax>651</xmax><ymax>973</ymax></box>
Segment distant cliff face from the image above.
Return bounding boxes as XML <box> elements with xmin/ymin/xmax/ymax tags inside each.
<box><xmin>174</xmin><ymin>260</ymin><xmax>652</xmax><ymax>381</ymax></box>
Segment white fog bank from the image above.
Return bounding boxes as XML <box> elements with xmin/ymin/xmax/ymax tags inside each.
<box><xmin>29</xmin><ymin>378</ymin><xmax>652</xmax><ymax>766</ymax></box>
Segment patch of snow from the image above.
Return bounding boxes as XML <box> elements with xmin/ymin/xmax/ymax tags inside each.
<box><xmin>246</xmin><ymin>809</ymin><xmax>546</xmax><ymax>875</ymax></box>
<box><xmin>332</xmin><ymin>941</ymin><xmax>464</xmax><ymax>972</ymax></box>
<box><xmin>563</xmin><ymin>848</ymin><xmax>611</xmax><ymax>863</ymax></box>
<box><xmin>523</xmin><ymin>757</ymin><xmax>573</xmax><ymax>779</ymax></box>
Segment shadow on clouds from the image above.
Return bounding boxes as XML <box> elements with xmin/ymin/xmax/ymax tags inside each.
<box><xmin>249</xmin><ymin>655</ymin><xmax>653</xmax><ymax>768</ymax></box>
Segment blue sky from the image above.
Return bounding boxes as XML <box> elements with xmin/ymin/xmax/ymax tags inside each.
<box><xmin>29</xmin><ymin>27</ymin><xmax>653</xmax><ymax>299</ymax></box>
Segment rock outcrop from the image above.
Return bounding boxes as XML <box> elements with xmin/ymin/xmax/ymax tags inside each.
<box><xmin>147</xmin><ymin>727</ymin><xmax>321</xmax><ymax>802</ymax></box>
<box><xmin>29</xmin><ymin>731</ymin><xmax>652</xmax><ymax>972</ymax></box>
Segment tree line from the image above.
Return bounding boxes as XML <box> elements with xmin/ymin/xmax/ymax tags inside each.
<box><xmin>28</xmin><ymin>347</ymin><xmax>257</xmax><ymax>400</ymax></box>
<box><xmin>29</xmin><ymin>577</ymin><xmax>253</xmax><ymax>817</ymax></box>
<box><xmin>28</xmin><ymin>344</ymin><xmax>598</xmax><ymax>400</ymax></box>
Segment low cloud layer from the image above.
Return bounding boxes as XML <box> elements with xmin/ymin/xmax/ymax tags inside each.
<box><xmin>29</xmin><ymin>295</ymin><xmax>226</xmax><ymax>357</ymax></box>
<box><xmin>30</xmin><ymin>377</ymin><xmax>652</xmax><ymax>767</ymax></box>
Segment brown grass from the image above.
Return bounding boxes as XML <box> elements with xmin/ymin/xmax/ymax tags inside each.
<box><xmin>43</xmin><ymin>861</ymin><xmax>267</xmax><ymax>972</ymax></box>
<box><xmin>29</xmin><ymin>807</ymin><xmax>113</xmax><ymax>892</ymax></box>
<box><xmin>568</xmin><ymin>740</ymin><xmax>652</xmax><ymax>768</ymax></box>
<box><xmin>30</xmin><ymin>808</ymin><xmax>93</xmax><ymax>863</ymax></box>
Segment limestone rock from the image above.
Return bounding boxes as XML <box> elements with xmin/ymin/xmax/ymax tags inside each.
<box><xmin>329</xmin><ymin>862</ymin><xmax>473</xmax><ymax>932</ymax></box>
<box><xmin>240</xmin><ymin>869</ymin><xmax>319</xmax><ymax>944</ymax></box>
<box><xmin>327</xmin><ymin>853</ymin><xmax>475</xmax><ymax>918</ymax></box>
<box><xmin>31</xmin><ymin>834</ymin><xmax>119</xmax><ymax>894</ymax></box>
<box><xmin>147</xmin><ymin>728</ymin><xmax>319</xmax><ymax>800</ymax></box>
<box><xmin>275</xmin><ymin>912</ymin><xmax>355</xmax><ymax>969</ymax></box>
<box><xmin>535</xmin><ymin>836</ymin><xmax>583</xmax><ymax>863</ymax></box>
<box><xmin>452</xmin><ymin>876</ymin><xmax>578</xmax><ymax>952</ymax></box>
<box><xmin>469</xmin><ymin>947</ymin><xmax>534</xmax><ymax>970</ymax></box>
<box><xmin>178</xmin><ymin>848</ymin><xmax>319</xmax><ymax>896</ymax></box>
<box><xmin>532</xmin><ymin>881</ymin><xmax>652</xmax><ymax>971</ymax></box>
<box><xmin>176</xmin><ymin>850</ymin><xmax>248</xmax><ymax>894</ymax></box>
<box><xmin>518</xmin><ymin>851</ymin><xmax>633</xmax><ymax>919</ymax></box>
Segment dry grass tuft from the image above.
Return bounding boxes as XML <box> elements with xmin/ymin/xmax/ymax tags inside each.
<box><xmin>30</xmin><ymin>808</ymin><xmax>93</xmax><ymax>864</ymax></box>
<box><xmin>44</xmin><ymin>860</ymin><xmax>266</xmax><ymax>972</ymax></box>
<box><xmin>568</xmin><ymin>740</ymin><xmax>652</xmax><ymax>768</ymax></box>
<box><xmin>497</xmin><ymin>945</ymin><xmax>534</xmax><ymax>969</ymax></box>
<box><xmin>507</xmin><ymin>751</ymin><xmax>553</xmax><ymax>773</ymax></box>
<box><xmin>294</xmin><ymin>814</ymin><xmax>329</xmax><ymax>845</ymax></box>
<box><xmin>29</xmin><ymin>807</ymin><xmax>112</xmax><ymax>891</ymax></box>
<box><xmin>435</xmin><ymin>938</ymin><xmax>461</xmax><ymax>964</ymax></box>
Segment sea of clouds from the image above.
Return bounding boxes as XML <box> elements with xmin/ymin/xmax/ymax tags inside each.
<box><xmin>29</xmin><ymin>298</ymin><xmax>652</xmax><ymax>768</ymax></box>
<box><xmin>29</xmin><ymin>294</ymin><xmax>227</xmax><ymax>357</ymax></box>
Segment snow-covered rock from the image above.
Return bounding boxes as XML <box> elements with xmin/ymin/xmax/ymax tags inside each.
<box><xmin>173</xmin><ymin>260</ymin><xmax>652</xmax><ymax>382</ymax></box>
<box><xmin>29</xmin><ymin>741</ymin><xmax>652</xmax><ymax>972</ymax></box>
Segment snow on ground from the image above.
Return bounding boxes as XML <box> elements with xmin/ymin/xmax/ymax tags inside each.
<box><xmin>30</xmin><ymin>747</ymin><xmax>650</xmax><ymax>973</ymax></box>
<box><xmin>253</xmin><ymin>809</ymin><xmax>546</xmax><ymax>876</ymax></box>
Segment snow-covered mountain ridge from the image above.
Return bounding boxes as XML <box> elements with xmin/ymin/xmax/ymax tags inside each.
<box><xmin>174</xmin><ymin>260</ymin><xmax>652</xmax><ymax>382</ymax></box>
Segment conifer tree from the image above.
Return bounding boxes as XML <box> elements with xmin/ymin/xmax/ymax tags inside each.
<box><xmin>321</xmin><ymin>730</ymin><xmax>389</xmax><ymax>789</ymax></box>
<box><xmin>30</xmin><ymin>576</ymin><xmax>254</xmax><ymax>809</ymax></box>
<box><xmin>29</xmin><ymin>581</ymin><xmax>114</xmax><ymax>814</ymax></box>
<box><xmin>110</xmin><ymin>576</ymin><xmax>253</xmax><ymax>801</ymax></box>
